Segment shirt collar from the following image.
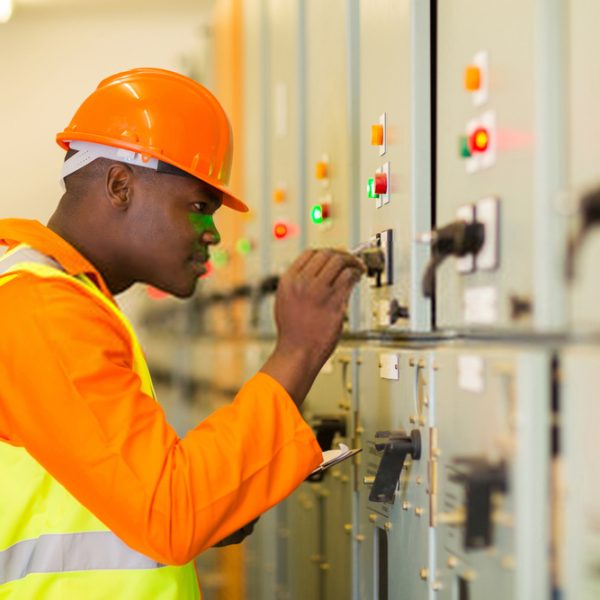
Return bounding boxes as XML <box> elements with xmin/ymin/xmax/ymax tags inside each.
<box><xmin>0</xmin><ymin>219</ymin><xmax>114</xmax><ymax>300</ymax></box>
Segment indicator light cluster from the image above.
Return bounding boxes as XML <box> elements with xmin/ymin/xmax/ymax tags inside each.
<box><xmin>311</xmin><ymin>203</ymin><xmax>331</xmax><ymax>224</ymax></box>
<box><xmin>459</xmin><ymin>126</ymin><xmax>490</xmax><ymax>159</ymax></box>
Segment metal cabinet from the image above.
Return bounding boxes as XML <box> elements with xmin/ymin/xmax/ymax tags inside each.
<box><xmin>356</xmin><ymin>347</ymin><xmax>435</xmax><ymax>600</ymax></box>
<box><xmin>560</xmin><ymin>347</ymin><xmax>600</xmax><ymax>600</ymax></box>
<box><xmin>285</xmin><ymin>347</ymin><xmax>357</xmax><ymax>600</ymax></box>
<box><xmin>357</xmin><ymin>0</ymin><xmax>432</xmax><ymax>332</ymax></box>
<box><xmin>434</xmin><ymin>0</ymin><xmax>561</xmax><ymax>332</ymax></box>
<box><xmin>432</xmin><ymin>346</ymin><xmax>550</xmax><ymax>599</ymax></box>
<box><xmin>303</xmin><ymin>0</ymin><xmax>358</xmax><ymax>253</ymax></box>
<box><xmin>565</xmin><ymin>0</ymin><xmax>600</xmax><ymax>333</ymax></box>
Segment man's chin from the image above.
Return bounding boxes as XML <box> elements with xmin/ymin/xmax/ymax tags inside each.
<box><xmin>154</xmin><ymin>278</ymin><xmax>198</xmax><ymax>299</ymax></box>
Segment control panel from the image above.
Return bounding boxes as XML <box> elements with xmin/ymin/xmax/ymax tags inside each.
<box><xmin>358</xmin><ymin>0</ymin><xmax>432</xmax><ymax>332</ymax></box>
<box><xmin>434</xmin><ymin>0</ymin><xmax>537</xmax><ymax>330</ymax></box>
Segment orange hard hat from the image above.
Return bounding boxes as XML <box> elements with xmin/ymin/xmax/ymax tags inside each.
<box><xmin>56</xmin><ymin>67</ymin><xmax>248</xmax><ymax>212</ymax></box>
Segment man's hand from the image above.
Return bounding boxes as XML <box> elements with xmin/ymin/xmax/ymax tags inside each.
<box><xmin>261</xmin><ymin>249</ymin><xmax>365</xmax><ymax>406</ymax></box>
<box><xmin>212</xmin><ymin>518</ymin><xmax>259</xmax><ymax>547</ymax></box>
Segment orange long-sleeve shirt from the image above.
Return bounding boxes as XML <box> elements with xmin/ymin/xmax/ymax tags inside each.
<box><xmin>0</xmin><ymin>219</ymin><xmax>322</xmax><ymax>565</ymax></box>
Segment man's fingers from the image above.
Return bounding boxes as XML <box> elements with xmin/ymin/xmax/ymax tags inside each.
<box><xmin>318</xmin><ymin>253</ymin><xmax>366</xmax><ymax>286</ymax></box>
<box><xmin>331</xmin><ymin>266</ymin><xmax>363</xmax><ymax>304</ymax></box>
<box><xmin>286</xmin><ymin>248</ymin><xmax>317</xmax><ymax>276</ymax></box>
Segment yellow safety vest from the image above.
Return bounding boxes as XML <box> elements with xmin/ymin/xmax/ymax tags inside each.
<box><xmin>0</xmin><ymin>246</ymin><xmax>200</xmax><ymax>599</ymax></box>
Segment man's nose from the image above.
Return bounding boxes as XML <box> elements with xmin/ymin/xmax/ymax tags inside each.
<box><xmin>201</xmin><ymin>226</ymin><xmax>221</xmax><ymax>245</ymax></box>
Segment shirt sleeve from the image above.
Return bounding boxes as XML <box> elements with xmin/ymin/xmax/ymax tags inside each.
<box><xmin>0</xmin><ymin>275</ymin><xmax>322</xmax><ymax>565</ymax></box>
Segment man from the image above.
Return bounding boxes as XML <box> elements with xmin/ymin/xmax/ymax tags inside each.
<box><xmin>0</xmin><ymin>68</ymin><xmax>364</xmax><ymax>598</ymax></box>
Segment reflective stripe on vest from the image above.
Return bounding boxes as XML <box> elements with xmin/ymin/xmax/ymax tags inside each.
<box><xmin>0</xmin><ymin>532</ymin><xmax>161</xmax><ymax>585</ymax></box>
<box><xmin>0</xmin><ymin>246</ymin><xmax>199</xmax><ymax>599</ymax></box>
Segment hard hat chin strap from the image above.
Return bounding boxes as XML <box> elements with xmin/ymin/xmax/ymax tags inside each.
<box><xmin>60</xmin><ymin>141</ymin><xmax>159</xmax><ymax>189</ymax></box>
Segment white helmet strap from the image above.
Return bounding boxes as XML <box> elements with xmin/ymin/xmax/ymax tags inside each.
<box><xmin>60</xmin><ymin>141</ymin><xmax>159</xmax><ymax>189</ymax></box>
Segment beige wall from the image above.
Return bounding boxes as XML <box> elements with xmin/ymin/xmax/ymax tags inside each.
<box><xmin>0</xmin><ymin>1</ymin><xmax>213</xmax><ymax>223</ymax></box>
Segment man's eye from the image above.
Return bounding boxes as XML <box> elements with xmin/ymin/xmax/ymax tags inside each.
<box><xmin>193</xmin><ymin>202</ymin><xmax>208</xmax><ymax>213</ymax></box>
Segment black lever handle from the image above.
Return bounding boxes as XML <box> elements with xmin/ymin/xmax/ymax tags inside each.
<box><xmin>369</xmin><ymin>429</ymin><xmax>422</xmax><ymax>503</ymax></box>
<box><xmin>450</xmin><ymin>458</ymin><xmax>508</xmax><ymax>549</ymax></box>
<box><xmin>420</xmin><ymin>220</ymin><xmax>485</xmax><ymax>298</ymax></box>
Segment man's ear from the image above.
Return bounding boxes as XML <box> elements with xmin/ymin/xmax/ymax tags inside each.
<box><xmin>106</xmin><ymin>163</ymin><xmax>134</xmax><ymax>209</ymax></box>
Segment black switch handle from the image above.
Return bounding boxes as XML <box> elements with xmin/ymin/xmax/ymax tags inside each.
<box><xmin>419</xmin><ymin>220</ymin><xmax>485</xmax><ymax>298</ymax></box>
<box><xmin>369</xmin><ymin>430</ymin><xmax>422</xmax><ymax>504</ymax></box>
<box><xmin>566</xmin><ymin>186</ymin><xmax>600</xmax><ymax>280</ymax></box>
<box><xmin>450</xmin><ymin>458</ymin><xmax>508</xmax><ymax>550</ymax></box>
<box><xmin>313</xmin><ymin>415</ymin><xmax>348</xmax><ymax>452</ymax></box>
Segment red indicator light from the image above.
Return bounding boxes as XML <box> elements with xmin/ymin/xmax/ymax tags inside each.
<box><xmin>146</xmin><ymin>286</ymin><xmax>168</xmax><ymax>300</ymax></box>
<box><xmin>470</xmin><ymin>127</ymin><xmax>489</xmax><ymax>153</ymax></box>
<box><xmin>273</xmin><ymin>222</ymin><xmax>289</xmax><ymax>240</ymax></box>
<box><xmin>374</xmin><ymin>172</ymin><xmax>388</xmax><ymax>195</ymax></box>
<box><xmin>199</xmin><ymin>261</ymin><xmax>213</xmax><ymax>279</ymax></box>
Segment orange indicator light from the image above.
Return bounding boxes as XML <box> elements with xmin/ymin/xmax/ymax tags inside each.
<box><xmin>315</xmin><ymin>161</ymin><xmax>328</xmax><ymax>180</ymax></box>
<box><xmin>273</xmin><ymin>188</ymin><xmax>286</xmax><ymax>203</ymax></box>
<box><xmin>371</xmin><ymin>124</ymin><xmax>384</xmax><ymax>146</ymax></box>
<box><xmin>464</xmin><ymin>65</ymin><xmax>481</xmax><ymax>91</ymax></box>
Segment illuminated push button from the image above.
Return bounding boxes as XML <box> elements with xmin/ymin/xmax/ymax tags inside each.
<box><xmin>315</xmin><ymin>161</ymin><xmax>328</xmax><ymax>180</ymax></box>
<box><xmin>211</xmin><ymin>248</ymin><xmax>229</xmax><ymax>268</ymax></box>
<box><xmin>459</xmin><ymin>135</ymin><xmax>471</xmax><ymax>158</ymax></box>
<box><xmin>374</xmin><ymin>172</ymin><xmax>388</xmax><ymax>195</ymax></box>
<box><xmin>146</xmin><ymin>286</ymin><xmax>168</xmax><ymax>300</ymax></box>
<box><xmin>273</xmin><ymin>221</ymin><xmax>290</xmax><ymax>240</ymax></box>
<box><xmin>470</xmin><ymin>127</ymin><xmax>490</xmax><ymax>153</ymax></box>
<box><xmin>273</xmin><ymin>188</ymin><xmax>286</xmax><ymax>203</ymax></box>
<box><xmin>371</xmin><ymin>124</ymin><xmax>384</xmax><ymax>146</ymax></box>
<box><xmin>367</xmin><ymin>177</ymin><xmax>379</xmax><ymax>199</ymax></box>
<box><xmin>310</xmin><ymin>203</ymin><xmax>331</xmax><ymax>224</ymax></box>
<box><xmin>235</xmin><ymin>237</ymin><xmax>254</xmax><ymax>256</ymax></box>
<box><xmin>464</xmin><ymin>65</ymin><xmax>481</xmax><ymax>91</ymax></box>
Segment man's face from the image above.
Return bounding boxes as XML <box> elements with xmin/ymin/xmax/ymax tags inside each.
<box><xmin>127</xmin><ymin>170</ymin><xmax>222</xmax><ymax>298</ymax></box>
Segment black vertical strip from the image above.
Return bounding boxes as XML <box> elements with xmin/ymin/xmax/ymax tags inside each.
<box><xmin>551</xmin><ymin>353</ymin><xmax>560</xmax><ymax>456</ymax></box>
<box><xmin>430</xmin><ymin>0</ymin><xmax>438</xmax><ymax>329</ymax></box>
<box><xmin>378</xmin><ymin>527</ymin><xmax>389</xmax><ymax>600</ymax></box>
<box><xmin>458</xmin><ymin>575</ymin><xmax>471</xmax><ymax>600</ymax></box>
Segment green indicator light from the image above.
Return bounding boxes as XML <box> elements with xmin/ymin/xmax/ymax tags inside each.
<box><xmin>311</xmin><ymin>204</ymin><xmax>324</xmax><ymax>224</ymax></box>
<box><xmin>459</xmin><ymin>135</ymin><xmax>471</xmax><ymax>158</ymax></box>
<box><xmin>367</xmin><ymin>177</ymin><xmax>379</xmax><ymax>199</ymax></box>
<box><xmin>236</xmin><ymin>238</ymin><xmax>253</xmax><ymax>256</ymax></box>
<box><xmin>211</xmin><ymin>249</ymin><xmax>229</xmax><ymax>268</ymax></box>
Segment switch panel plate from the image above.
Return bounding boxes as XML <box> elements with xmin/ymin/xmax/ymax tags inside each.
<box><xmin>378</xmin><ymin>228</ymin><xmax>394</xmax><ymax>286</ymax></box>
<box><xmin>456</xmin><ymin>204</ymin><xmax>476</xmax><ymax>273</ymax></box>
<box><xmin>471</xmin><ymin>50</ymin><xmax>489</xmax><ymax>107</ymax></box>
<box><xmin>475</xmin><ymin>196</ymin><xmax>500</xmax><ymax>271</ymax></box>
<box><xmin>379</xmin><ymin>353</ymin><xmax>399</xmax><ymax>380</ymax></box>
<box><xmin>463</xmin><ymin>286</ymin><xmax>498</xmax><ymax>325</ymax></box>
<box><xmin>375</xmin><ymin>162</ymin><xmax>391</xmax><ymax>207</ymax></box>
<box><xmin>465</xmin><ymin>110</ymin><xmax>497</xmax><ymax>174</ymax></box>
<box><xmin>379</xmin><ymin>112</ymin><xmax>387</xmax><ymax>156</ymax></box>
